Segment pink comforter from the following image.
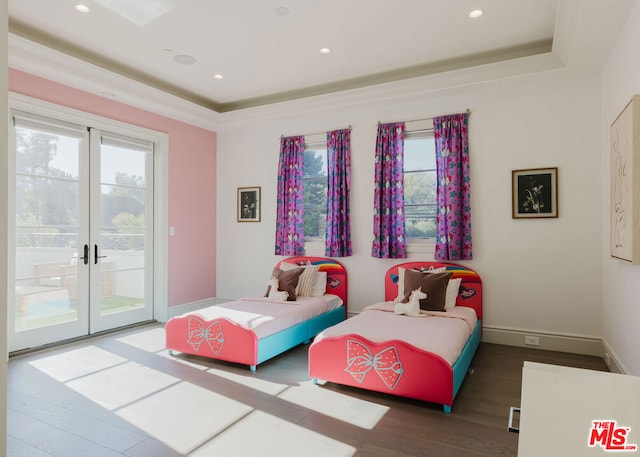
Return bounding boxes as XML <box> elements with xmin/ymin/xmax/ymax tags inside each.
<box><xmin>315</xmin><ymin>302</ymin><xmax>477</xmax><ymax>365</ymax></box>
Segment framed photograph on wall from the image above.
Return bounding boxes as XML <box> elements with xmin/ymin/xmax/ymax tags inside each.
<box><xmin>237</xmin><ymin>186</ymin><xmax>261</xmax><ymax>222</ymax></box>
<box><xmin>610</xmin><ymin>94</ymin><xmax>640</xmax><ymax>264</ymax></box>
<box><xmin>512</xmin><ymin>167</ymin><xmax>558</xmax><ymax>219</ymax></box>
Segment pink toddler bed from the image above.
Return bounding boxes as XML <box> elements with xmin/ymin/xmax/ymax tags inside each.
<box><xmin>308</xmin><ymin>261</ymin><xmax>482</xmax><ymax>413</ymax></box>
<box><xmin>166</xmin><ymin>256</ymin><xmax>347</xmax><ymax>371</ymax></box>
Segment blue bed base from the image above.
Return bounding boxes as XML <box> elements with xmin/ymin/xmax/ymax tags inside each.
<box><xmin>446</xmin><ymin>319</ymin><xmax>482</xmax><ymax>413</ymax></box>
<box><xmin>252</xmin><ymin>306</ymin><xmax>345</xmax><ymax>371</ymax></box>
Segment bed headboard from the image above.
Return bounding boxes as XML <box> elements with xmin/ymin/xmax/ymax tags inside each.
<box><xmin>279</xmin><ymin>256</ymin><xmax>348</xmax><ymax>315</ymax></box>
<box><xmin>384</xmin><ymin>262</ymin><xmax>482</xmax><ymax>320</ymax></box>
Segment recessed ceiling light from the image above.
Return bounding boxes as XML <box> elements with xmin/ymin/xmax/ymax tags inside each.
<box><xmin>320</xmin><ymin>47</ymin><xmax>331</xmax><ymax>54</ymax></box>
<box><xmin>213</xmin><ymin>74</ymin><xmax>224</xmax><ymax>80</ymax></box>
<box><xmin>469</xmin><ymin>9</ymin><xmax>484</xmax><ymax>18</ymax></box>
<box><xmin>173</xmin><ymin>54</ymin><xmax>197</xmax><ymax>65</ymax></box>
<box><xmin>75</xmin><ymin>4</ymin><xmax>90</xmax><ymax>13</ymax></box>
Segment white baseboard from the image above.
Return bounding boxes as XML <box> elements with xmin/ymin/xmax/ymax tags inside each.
<box><xmin>601</xmin><ymin>338</ymin><xmax>628</xmax><ymax>374</ymax></box>
<box><xmin>162</xmin><ymin>297</ymin><xmax>232</xmax><ymax>322</ymax></box>
<box><xmin>482</xmin><ymin>326</ymin><xmax>604</xmax><ymax>357</ymax></box>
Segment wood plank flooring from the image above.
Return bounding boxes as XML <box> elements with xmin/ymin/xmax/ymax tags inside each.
<box><xmin>7</xmin><ymin>323</ymin><xmax>608</xmax><ymax>456</ymax></box>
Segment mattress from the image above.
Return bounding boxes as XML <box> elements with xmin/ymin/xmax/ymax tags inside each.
<box><xmin>178</xmin><ymin>294</ymin><xmax>343</xmax><ymax>339</ymax></box>
<box><xmin>314</xmin><ymin>302</ymin><xmax>477</xmax><ymax>365</ymax></box>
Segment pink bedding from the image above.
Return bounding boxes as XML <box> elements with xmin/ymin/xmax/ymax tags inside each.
<box><xmin>177</xmin><ymin>294</ymin><xmax>342</xmax><ymax>339</ymax></box>
<box><xmin>314</xmin><ymin>302</ymin><xmax>477</xmax><ymax>365</ymax></box>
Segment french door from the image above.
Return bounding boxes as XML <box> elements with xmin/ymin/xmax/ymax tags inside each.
<box><xmin>9</xmin><ymin>110</ymin><xmax>154</xmax><ymax>352</ymax></box>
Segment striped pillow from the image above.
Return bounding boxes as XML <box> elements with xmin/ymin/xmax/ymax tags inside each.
<box><xmin>279</xmin><ymin>261</ymin><xmax>320</xmax><ymax>297</ymax></box>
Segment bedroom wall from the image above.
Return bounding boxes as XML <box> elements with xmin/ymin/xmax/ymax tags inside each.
<box><xmin>8</xmin><ymin>69</ymin><xmax>218</xmax><ymax>309</ymax></box>
<box><xmin>216</xmin><ymin>66</ymin><xmax>604</xmax><ymax>353</ymax></box>
<box><xmin>601</xmin><ymin>0</ymin><xmax>640</xmax><ymax>375</ymax></box>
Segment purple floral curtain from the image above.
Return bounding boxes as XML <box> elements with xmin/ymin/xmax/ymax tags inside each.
<box><xmin>275</xmin><ymin>135</ymin><xmax>305</xmax><ymax>256</ymax></box>
<box><xmin>326</xmin><ymin>129</ymin><xmax>352</xmax><ymax>257</ymax></box>
<box><xmin>372</xmin><ymin>122</ymin><xmax>407</xmax><ymax>258</ymax></box>
<box><xmin>434</xmin><ymin>112</ymin><xmax>472</xmax><ymax>260</ymax></box>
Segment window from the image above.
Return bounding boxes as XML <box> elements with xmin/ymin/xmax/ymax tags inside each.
<box><xmin>303</xmin><ymin>141</ymin><xmax>327</xmax><ymax>241</ymax></box>
<box><xmin>404</xmin><ymin>130</ymin><xmax>436</xmax><ymax>239</ymax></box>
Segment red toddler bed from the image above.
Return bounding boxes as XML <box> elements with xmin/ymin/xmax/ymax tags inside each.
<box><xmin>165</xmin><ymin>256</ymin><xmax>347</xmax><ymax>371</ymax></box>
<box><xmin>308</xmin><ymin>261</ymin><xmax>482</xmax><ymax>413</ymax></box>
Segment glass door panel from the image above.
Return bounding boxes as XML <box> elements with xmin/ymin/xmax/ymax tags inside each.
<box><xmin>10</xmin><ymin>113</ymin><xmax>89</xmax><ymax>351</ymax></box>
<box><xmin>89</xmin><ymin>131</ymin><xmax>153</xmax><ymax>332</ymax></box>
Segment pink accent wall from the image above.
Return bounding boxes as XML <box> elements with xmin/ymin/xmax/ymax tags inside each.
<box><xmin>9</xmin><ymin>68</ymin><xmax>217</xmax><ymax>308</ymax></box>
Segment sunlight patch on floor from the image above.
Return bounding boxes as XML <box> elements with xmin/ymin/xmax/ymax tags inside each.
<box><xmin>28</xmin><ymin>345</ymin><xmax>127</xmax><ymax>382</ymax></box>
<box><xmin>190</xmin><ymin>410</ymin><xmax>356</xmax><ymax>457</ymax></box>
<box><xmin>207</xmin><ymin>367</ymin><xmax>290</xmax><ymax>396</ymax></box>
<box><xmin>116</xmin><ymin>381</ymin><xmax>253</xmax><ymax>455</ymax></box>
<box><xmin>115</xmin><ymin>327</ymin><xmax>167</xmax><ymax>353</ymax></box>
<box><xmin>277</xmin><ymin>381</ymin><xmax>389</xmax><ymax>430</ymax></box>
<box><xmin>66</xmin><ymin>361</ymin><xmax>180</xmax><ymax>410</ymax></box>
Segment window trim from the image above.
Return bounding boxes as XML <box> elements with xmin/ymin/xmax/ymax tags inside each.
<box><xmin>404</xmin><ymin>127</ymin><xmax>436</xmax><ymax>247</ymax></box>
<box><xmin>303</xmin><ymin>138</ymin><xmax>328</xmax><ymax>247</ymax></box>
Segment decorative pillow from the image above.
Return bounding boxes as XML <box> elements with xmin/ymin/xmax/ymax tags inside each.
<box><xmin>395</xmin><ymin>266</ymin><xmax>446</xmax><ymax>302</ymax></box>
<box><xmin>401</xmin><ymin>270</ymin><xmax>452</xmax><ymax>311</ymax></box>
<box><xmin>279</xmin><ymin>261</ymin><xmax>319</xmax><ymax>296</ymax></box>
<box><xmin>297</xmin><ymin>263</ymin><xmax>320</xmax><ymax>296</ymax></box>
<box><xmin>264</xmin><ymin>267</ymin><xmax>303</xmax><ymax>301</ymax></box>
<box><xmin>310</xmin><ymin>271</ymin><xmax>327</xmax><ymax>297</ymax></box>
<box><xmin>444</xmin><ymin>277</ymin><xmax>462</xmax><ymax>310</ymax></box>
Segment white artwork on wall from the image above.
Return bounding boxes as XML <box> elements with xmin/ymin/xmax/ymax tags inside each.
<box><xmin>610</xmin><ymin>95</ymin><xmax>640</xmax><ymax>264</ymax></box>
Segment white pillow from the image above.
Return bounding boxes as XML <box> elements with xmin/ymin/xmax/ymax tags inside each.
<box><xmin>394</xmin><ymin>266</ymin><xmax>446</xmax><ymax>302</ymax></box>
<box><xmin>444</xmin><ymin>277</ymin><xmax>462</xmax><ymax>310</ymax></box>
<box><xmin>310</xmin><ymin>271</ymin><xmax>327</xmax><ymax>297</ymax></box>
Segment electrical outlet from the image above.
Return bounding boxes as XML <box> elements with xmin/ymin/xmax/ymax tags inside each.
<box><xmin>525</xmin><ymin>335</ymin><xmax>540</xmax><ymax>346</ymax></box>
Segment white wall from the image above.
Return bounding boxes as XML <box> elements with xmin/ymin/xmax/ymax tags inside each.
<box><xmin>1</xmin><ymin>0</ymin><xmax>9</xmax><ymax>450</ymax></box>
<box><xmin>217</xmin><ymin>66</ymin><xmax>604</xmax><ymax>352</ymax></box>
<box><xmin>601</xmin><ymin>0</ymin><xmax>640</xmax><ymax>375</ymax></box>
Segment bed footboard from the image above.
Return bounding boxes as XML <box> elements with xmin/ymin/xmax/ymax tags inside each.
<box><xmin>309</xmin><ymin>334</ymin><xmax>455</xmax><ymax>409</ymax></box>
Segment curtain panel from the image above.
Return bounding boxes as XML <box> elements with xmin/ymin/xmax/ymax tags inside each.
<box><xmin>434</xmin><ymin>112</ymin><xmax>472</xmax><ymax>260</ymax></box>
<box><xmin>326</xmin><ymin>129</ymin><xmax>353</xmax><ymax>257</ymax></box>
<box><xmin>275</xmin><ymin>135</ymin><xmax>305</xmax><ymax>256</ymax></box>
<box><xmin>372</xmin><ymin>122</ymin><xmax>407</xmax><ymax>259</ymax></box>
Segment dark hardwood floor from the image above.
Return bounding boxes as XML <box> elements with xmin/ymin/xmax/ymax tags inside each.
<box><xmin>7</xmin><ymin>324</ymin><xmax>608</xmax><ymax>456</ymax></box>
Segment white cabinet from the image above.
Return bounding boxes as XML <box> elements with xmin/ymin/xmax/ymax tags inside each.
<box><xmin>518</xmin><ymin>362</ymin><xmax>640</xmax><ymax>456</ymax></box>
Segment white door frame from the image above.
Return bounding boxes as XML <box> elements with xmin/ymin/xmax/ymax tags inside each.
<box><xmin>8</xmin><ymin>93</ymin><xmax>169</xmax><ymax>352</ymax></box>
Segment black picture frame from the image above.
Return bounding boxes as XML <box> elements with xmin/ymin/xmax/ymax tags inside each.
<box><xmin>512</xmin><ymin>168</ymin><xmax>558</xmax><ymax>218</ymax></box>
<box><xmin>237</xmin><ymin>186</ymin><xmax>261</xmax><ymax>222</ymax></box>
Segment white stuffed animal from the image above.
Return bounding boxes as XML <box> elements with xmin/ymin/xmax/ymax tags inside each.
<box><xmin>394</xmin><ymin>287</ymin><xmax>426</xmax><ymax>317</ymax></box>
<box><xmin>267</xmin><ymin>277</ymin><xmax>289</xmax><ymax>301</ymax></box>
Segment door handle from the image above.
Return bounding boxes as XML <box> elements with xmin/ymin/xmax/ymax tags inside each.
<box><xmin>80</xmin><ymin>244</ymin><xmax>89</xmax><ymax>265</ymax></box>
<box><xmin>94</xmin><ymin>244</ymin><xmax>107</xmax><ymax>264</ymax></box>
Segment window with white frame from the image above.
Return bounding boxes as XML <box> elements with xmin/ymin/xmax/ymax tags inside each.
<box><xmin>404</xmin><ymin>129</ymin><xmax>437</xmax><ymax>240</ymax></box>
<box><xmin>303</xmin><ymin>140</ymin><xmax>327</xmax><ymax>241</ymax></box>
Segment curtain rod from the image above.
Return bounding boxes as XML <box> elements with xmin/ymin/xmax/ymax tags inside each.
<box><xmin>378</xmin><ymin>108</ymin><xmax>471</xmax><ymax>126</ymax></box>
<box><xmin>281</xmin><ymin>125</ymin><xmax>352</xmax><ymax>139</ymax></box>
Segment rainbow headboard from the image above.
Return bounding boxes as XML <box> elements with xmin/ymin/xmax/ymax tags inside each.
<box><xmin>279</xmin><ymin>256</ymin><xmax>348</xmax><ymax>315</ymax></box>
<box><xmin>384</xmin><ymin>262</ymin><xmax>482</xmax><ymax>320</ymax></box>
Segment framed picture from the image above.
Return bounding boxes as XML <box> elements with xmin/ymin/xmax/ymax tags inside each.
<box><xmin>610</xmin><ymin>95</ymin><xmax>640</xmax><ymax>264</ymax></box>
<box><xmin>237</xmin><ymin>186</ymin><xmax>261</xmax><ymax>222</ymax></box>
<box><xmin>512</xmin><ymin>167</ymin><xmax>558</xmax><ymax>218</ymax></box>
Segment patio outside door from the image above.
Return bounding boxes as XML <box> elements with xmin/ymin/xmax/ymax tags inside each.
<box><xmin>9</xmin><ymin>111</ymin><xmax>154</xmax><ymax>352</ymax></box>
